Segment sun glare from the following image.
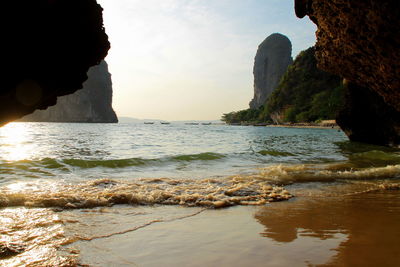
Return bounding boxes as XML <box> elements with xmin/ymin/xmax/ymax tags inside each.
<box><xmin>0</xmin><ymin>122</ymin><xmax>37</xmax><ymax>161</ymax></box>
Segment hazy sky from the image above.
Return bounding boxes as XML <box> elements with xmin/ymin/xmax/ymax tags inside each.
<box><xmin>97</xmin><ymin>0</ymin><xmax>316</xmax><ymax>120</ymax></box>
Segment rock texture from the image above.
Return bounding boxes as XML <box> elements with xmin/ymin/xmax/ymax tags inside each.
<box><xmin>337</xmin><ymin>82</ymin><xmax>400</xmax><ymax>146</ymax></box>
<box><xmin>0</xmin><ymin>0</ymin><xmax>110</xmax><ymax>125</ymax></box>
<box><xmin>249</xmin><ymin>33</ymin><xmax>293</xmax><ymax>109</ymax></box>
<box><xmin>21</xmin><ymin>61</ymin><xmax>118</xmax><ymax>123</ymax></box>
<box><xmin>295</xmin><ymin>0</ymin><xmax>400</xmax><ymax>146</ymax></box>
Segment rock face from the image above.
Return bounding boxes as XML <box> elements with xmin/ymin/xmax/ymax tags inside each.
<box><xmin>21</xmin><ymin>61</ymin><xmax>118</xmax><ymax>123</ymax></box>
<box><xmin>249</xmin><ymin>33</ymin><xmax>293</xmax><ymax>109</ymax></box>
<box><xmin>295</xmin><ymin>0</ymin><xmax>400</xmax><ymax>146</ymax></box>
<box><xmin>0</xmin><ymin>0</ymin><xmax>110</xmax><ymax>126</ymax></box>
<box><xmin>337</xmin><ymin>82</ymin><xmax>400</xmax><ymax>146</ymax></box>
<box><xmin>264</xmin><ymin>47</ymin><xmax>342</xmax><ymax>124</ymax></box>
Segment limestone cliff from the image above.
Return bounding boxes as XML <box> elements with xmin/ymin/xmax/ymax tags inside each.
<box><xmin>249</xmin><ymin>33</ymin><xmax>293</xmax><ymax>109</ymax></box>
<box><xmin>0</xmin><ymin>0</ymin><xmax>109</xmax><ymax>125</ymax></box>
<box><xmin>295</xmin><ymin>0</ymin><xmax>400</xmax><ymax>146</ymax></box>
<box><xmin>263</xmin><ymin>47</ymin><xmax>343</xmax><ymax>124</ymax></box>
<box><xmin>21</xmin><ymin>61</ymin><xmax>118</xmax><ymax>123</ymax></box>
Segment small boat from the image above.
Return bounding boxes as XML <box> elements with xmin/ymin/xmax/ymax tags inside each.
<box><xmin>144</xmin><ymin>122</ymin><xmax>154</xmax><ymax>125</ymax></box>
<box><xmin>160</xmin><ymin>122</ymin><xmax>170</xmax><ymax>125</ymax></box>
<box><xmin>201</xmin><ymin>122</ymin><xmax>211</xmax><ymax>125</ymax></box>
<box><xmin>185</xmin><ymin>122</ymin><xmax>199</xmax><ymax>125</ymax></box>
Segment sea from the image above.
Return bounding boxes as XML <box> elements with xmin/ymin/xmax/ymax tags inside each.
<box><xmin>1</xmin><ymin>122</ymin><xmax>399</xmax><ymax>266</ymax></box>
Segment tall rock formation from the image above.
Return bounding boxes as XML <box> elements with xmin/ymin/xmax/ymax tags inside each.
<box><xmin>21</xmin><ymin>61</ymin><xmax>118</xmax><ymax>123</ymax></box>
<box><xmin>295</xmin><ymin>0</ymin><xmax>400</xmax><ymax>146</ymax></box>
<box><xmin>249</xmin><ymin>33</ymin><xmax>293</xmax><ymax>109</ymax></box>
<box><xmin>263</xmin><ymin>47</ymin><xmax>342</xmax><ymax>124</ymax></box>
<box><xmin>0</xmin><ymin>0</ymin><xmax>110</xmax><ymax>126</ymax></box>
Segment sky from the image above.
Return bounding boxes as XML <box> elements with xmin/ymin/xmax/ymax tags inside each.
<box><xmin>96</xmin><ymin>0</ymin><xmax>316</xmax><ymax>121</ymax></box>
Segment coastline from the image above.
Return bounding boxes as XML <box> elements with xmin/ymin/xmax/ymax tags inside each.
<box><xmin>266</xmin><ymin>124</ymin><xmax>341</xmax><ymax>130</ymax></box>
<box><xmin>228</xmin><ymin>120</ymin><xmax>341</xmax><ymax>130</ymax></box>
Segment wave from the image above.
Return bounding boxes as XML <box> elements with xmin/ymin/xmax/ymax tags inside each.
<box><xmin>62</xmin><ymin>158</ymin><xmax>151</xmax><ymax>168</ymax></box>
<box><xmin>0</xmin><ymin>152</ymin><xmax>226</xmax><ymax>170</ymax></box>
<box><xmin>258</xmin><ymin>163</ymin><xmax>400</xmax><ymax>184</ymax></box>
<box><xmin>257</xmin><ymin>150</ymin><xmax>295</xmax><ymax>157</ymax></box>
<box><xmin>348</xmin><ymin>150</ymin><xmax>400</xmax><ymax>167</ymax></box>
<box><xmin>2</xmin><ymin>149</ymin><xmax>398</xmax><ymax>172</ymax></box>
<box><xmin>171</xmin><ymin>152</ymin><xmax>225</xmax><ymax>161</ymax></box>
<box><xmin>0</xmin><ymin>176</ymin><xmax>291</xmax><ymax>209</ymax></box>
<box><xmin>1</xmin><ymin>161</ymin><xmax>400</xmax><ymax>210</ymax></box>
<box><xmin>2</xmin><ymin>147</ymin><xmax>400</xmax><ymax>210</ymax></box>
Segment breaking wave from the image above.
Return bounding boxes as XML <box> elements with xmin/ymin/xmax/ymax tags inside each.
<box><xmin>1</xmin><ymin>161</ymin><xmax>400</xmax><ymax>210</ymax></box>
<box><xmin>0</xmin><ymin>175</ymin><xmax>292</xmax><ymax>209</ymax></box>
<box><xmin>258</xmin><ymin>163</ymin><xmax>400</xmax><ymax>184</ymax></box>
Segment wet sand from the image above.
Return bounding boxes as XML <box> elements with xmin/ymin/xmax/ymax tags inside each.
<box><xmin>255</xmin><ymin>189</ymin><xmax>400</xmax><ymax>266</ymax></box>
<box><xmin>72</xmin><ymin>182</ymin><xmax>400</xmax><ymax>266</ymax></box>
<box><xmin>1</xmin><ymin>180</ymin><xmax>399</xmax><ymax>266</ymax></box>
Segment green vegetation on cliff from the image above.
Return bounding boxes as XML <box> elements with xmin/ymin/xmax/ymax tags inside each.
<box><xmin>221</xmin><ymin>107</ymin><xmax>263</xmax><ymax>124</ymax></box>
<box><xmin>222</xmin><ymin>47</ymin><xmax>344</xmax><ymax>124</ymax></box>
<box><xmin>262</xmin><ymin>47</ymin><xmax>343</xmax><ymax>123</ymax></box>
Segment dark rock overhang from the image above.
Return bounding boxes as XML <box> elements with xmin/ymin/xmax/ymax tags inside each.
<box><xmin>0</xmin><ymin>0</ymin><xmax>110</xmax><ymax>125</ymax></box>
<box><xmin>294</xmin><ymin>0</ymin><xmax>400</xmax><ymax>113</ymax></box>
<box><xmin>295</xmin><ymin>0</ymin><xmax>400</xmax><ymax>146</ymax></box>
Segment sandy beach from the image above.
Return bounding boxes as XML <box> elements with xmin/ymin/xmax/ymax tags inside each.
<box><xmin>1</xmin><ymin>123</ymin><xmax>398</xmax><ymax>266</ymax></box>
<box><xmin>66</xmin><ymin>181</ymin><xmax>400</xmax><ymax>266</ymax></box>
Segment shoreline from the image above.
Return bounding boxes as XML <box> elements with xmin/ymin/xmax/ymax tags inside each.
<box><xmin>73</xmin><ymin>182</ymin><xmax>400</xmax><ymax>266</ymax></box>
<box><xmin>266</xmin><ymin>124</ymin><xmax>341</xmax><ymax>130</ymax></box>
<box><xmin>228</xmin><ymin>122</ymin><xmax>341</xmax><ymax>130</ymax></box>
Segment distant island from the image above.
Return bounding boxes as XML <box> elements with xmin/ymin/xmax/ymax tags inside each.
<box><xmin>223</xmin><ymin>34</ymin><xmax>343</xmax><ymax>126</ymax></box>
<box><xmin>20</xmin><ymin>61</ymin><xmax>118</xmax><ymax>123</ymax></box>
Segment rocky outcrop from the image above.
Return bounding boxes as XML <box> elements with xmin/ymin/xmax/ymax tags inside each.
<box><xmin>295</xmin><ymin>0</ymin><xmax>400</xmax><ymax>146</ymax></box>
<box><xmin>337</xmin><ymin>82</ymin><xmax>400</xmax><ymax>146</ymax></box>
<box><xmin>263</xmin><ymin>47</ymin><xmax>343</xmax><ymax>123</ymax></box>
<box><xmin>249</xmin><ymin>33</ymin><xmax>293</xmax><ymax>109</ymax></box>
<box><xmin>21</xmin><ymin>61</ymin><xmax>118</xmax><ymax>123</ymax></box>
<box><xmin>0</xmin><ymin>0</ymin><xmax>110</xmax><ymax>126</ymax></box>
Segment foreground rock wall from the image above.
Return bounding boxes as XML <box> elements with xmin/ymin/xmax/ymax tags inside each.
<box><xmin>249</xmin><ymin>33</ymin><xmax>293</xmax><ymax>109</ymax></box>
<box><xmin>295</xmin><ymin>0</ymin><xmax>400</xmax><ymax>112</ymax></box>
<box><xmin>0</xmin><ymin>0</ymin><xmax>110</xmax><ymax>125</ymax></box>
<box><xmin>337</xmin><ymin>82</ymin><xmax>400</xmax><ymax>146</ymax></box>
<box><xmin>295</xmin><ymin>0</ymin><xmax>400</xmax><ymax>146</ymax></box>
<box><xmin>21</xmin><ymin>61</ymin><xmax>118</xmax><ymax>123</ymax></box>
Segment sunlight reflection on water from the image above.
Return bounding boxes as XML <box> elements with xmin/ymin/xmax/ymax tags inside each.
<box><xmin>0</xmin><ymin>123</ymin><xmax>39</xmax><ymax>161</ymax></box>
<box><xmin>0</xmin><ymin>123</ymin><xmax>400</xmax><ymax>266</ymax></box>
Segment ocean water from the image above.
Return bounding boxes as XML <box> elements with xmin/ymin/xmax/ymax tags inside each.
<box><xmin>1</xmin><ymin>122</ymin><xmax>400</xmax><ymax>266</ymax></box>
<box><xmin>0</xmin><ymin>122</ymin><xmax>348</xmax><ymax>182</ymax></box>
